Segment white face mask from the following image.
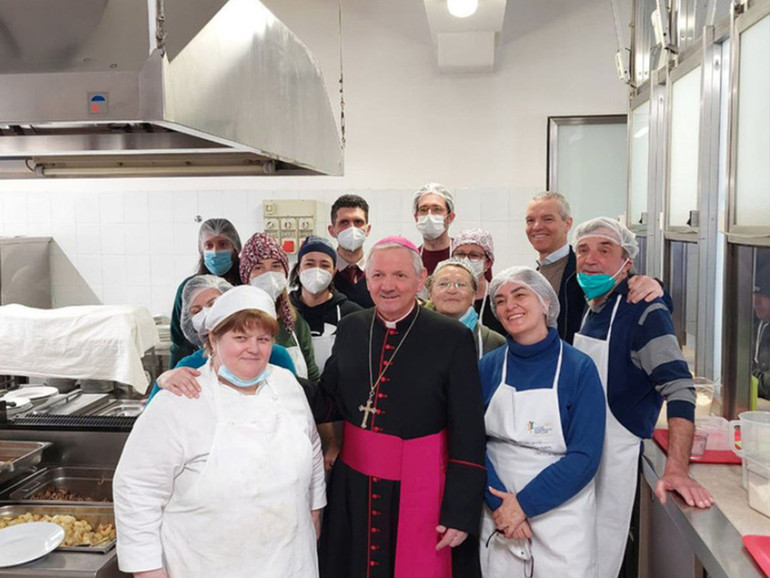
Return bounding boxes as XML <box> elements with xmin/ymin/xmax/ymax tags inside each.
<box><xmin>460</xmin><ymin>258</ymin><xmax>485</xmax><ymax>279</ymax></box>
<box><xmin>299</xmin><ymin>267</ymin><xmax>333</xmax><ymax>295</ymax></box>
<box><xmin>191</xmin><ymin>307</ymin><xmax>210</xmax><ymax>332</ymax></box>
<box><xmin>250</xmin><ymin>271</ymin><xmax>287</xmax><ymax>301</ymax></box>
<box><xmin>416</xmin><ymin>214</ymin><xmax>446</xmax><ymax>240</ymax></box>
<box><xmin>337</xmin><ymin>226</ymin><xmax>367</xmax><ymax>251</ymax></box>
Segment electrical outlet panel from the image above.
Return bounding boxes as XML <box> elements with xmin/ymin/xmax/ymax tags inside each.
<box><xmin>262</xmin><ymin>200</ymin><xmax>317</xmax><ymax>255</ymax></box>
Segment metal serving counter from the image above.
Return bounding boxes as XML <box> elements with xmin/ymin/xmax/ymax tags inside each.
<box><xmin>0</xmin><ymin>428</ymin><xmax>129</xmax><ymax>577</ymax></box>
<box><xmin>639</xmin><ymin>439</ymin><xmax>769</xmax><ymax>577</ymax></box>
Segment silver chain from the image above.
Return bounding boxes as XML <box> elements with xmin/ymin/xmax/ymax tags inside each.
<box><xmin>360</xmin><ymin>307</ymin><xmax>420</xmax><ymax>427</ymax></box>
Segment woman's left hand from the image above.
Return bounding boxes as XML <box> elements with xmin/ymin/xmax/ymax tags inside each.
<box><xmin>312</xmin><ymin>509</ymin><xmax>322</xmax><ymax>540</ymax></box>
<box><xmin>489</xmin><ymin>486</ymin><xmax>528</xmax><ymax>539</ymax></box>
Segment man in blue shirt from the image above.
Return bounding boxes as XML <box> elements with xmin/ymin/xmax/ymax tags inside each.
<box><xmin>572</xmin><ymin>217</ymin><xmax>713</xmax><ymax>578</ymax></box>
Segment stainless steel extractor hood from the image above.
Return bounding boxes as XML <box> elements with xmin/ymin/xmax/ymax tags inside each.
<box><xmin>0</xmin><ymin>0</ymin><xmax>343</xmax><ymax>178</ymax></box>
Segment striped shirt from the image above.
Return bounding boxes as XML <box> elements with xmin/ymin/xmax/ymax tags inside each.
<box><xmin>580</xmin><ymin>279</ymin><xmax>695</xmax><ymax>438</ymax></box>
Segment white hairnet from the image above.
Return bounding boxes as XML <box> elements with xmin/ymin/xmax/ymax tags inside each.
<box><xmin>412</xmin><ymin>182</ymin><xmax>455</xmax><ymax>213</ymax></box>
<box><xmin>489</xmin><ymin>266</ymin><xmax>560</xmax><ymax>328</ymax></box>
<box><xmin>428</xmin><ymin>258</ymin><xmax>479</xmax><ymax>293</ymax></box>
<box><xmin>205</xmin><ymin>285</ymin><xmax>277</xmax><ymax>333</ymax></box>
<box><xmin>181</xmin><ymin>275</ymin><xmax>233</xmax><ymax>347</ymax></box>
<box><xmin>198</xmin><ymin>218</ymin><xmax>242</xmax><ymax>254</ymax></box>
<box><xmin>572</xmin><ymin>217</ymin><xmax>639</xmax><ymax>260</ymax></box>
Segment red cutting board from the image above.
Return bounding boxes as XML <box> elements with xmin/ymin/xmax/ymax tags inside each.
<box><xmin>743</xmin><ymin>535</ymin><xmax>770</xmax><ymax>577</ymax></box>
<box><xmin>653</xmin><ymin>429</ymin><xmax>742</xmax><ymax>465</ymax></box>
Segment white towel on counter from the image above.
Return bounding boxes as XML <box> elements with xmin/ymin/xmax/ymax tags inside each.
<box><xmin>0</xmin><ymin>304</ymin><xmax>160</xmax><ymax>393</ymax></box>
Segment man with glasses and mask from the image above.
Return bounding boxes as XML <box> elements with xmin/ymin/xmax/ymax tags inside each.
<box><xmin>414</xmin><ymin>183</ymin><xmax>456</xmax><ymax>275</ymax></box>
<box><xmin>329</xmin><ymin>194</ymin><xmax>374</xmax><ymax>308</ymax></box>
<box><xmin>450</xmin><ymin>229</ymin><xmax>506</xmax><ymax>335</ymax></box>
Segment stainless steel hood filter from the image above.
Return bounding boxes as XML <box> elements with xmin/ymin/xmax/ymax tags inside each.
<box><xmin>0</xmin><ymin>0</ymin><xmax>343</xmax><ymax>177</ymax></box>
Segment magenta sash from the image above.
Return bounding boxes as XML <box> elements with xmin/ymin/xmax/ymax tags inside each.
<box><xmin>341</xmin><ymin>422</ymin><xmax>451</xmax><ymax>578</ymax></box>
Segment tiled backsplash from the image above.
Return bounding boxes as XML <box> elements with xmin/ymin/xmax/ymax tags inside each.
<box><xmin>0</xmin><ymin>184</ymin><xmax>538</xmax><ymax>316</ymax></box>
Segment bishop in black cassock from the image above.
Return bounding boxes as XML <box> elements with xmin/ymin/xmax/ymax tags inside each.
<box><xmin>315</xmin><ymin>301</ymin><xmax>486</xmax><ymax>578</ymax></box>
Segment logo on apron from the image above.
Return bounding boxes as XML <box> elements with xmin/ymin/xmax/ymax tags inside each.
<box><xmin>526</xmin><ymin>421</ymin><xmax>553</xmax><ymax>436</ymax></box>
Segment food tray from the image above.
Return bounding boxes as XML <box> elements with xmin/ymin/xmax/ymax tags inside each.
<box><xmin>3</xmin><ymin>467</ymin><xmax>113</xmax><ymax>504</ymax></box>
<box><xmin>0</xmin><ymin>441</ymin><xmax>52</xmax><ymax>485</ymax></box>
<box><xmin>0</xmin><ymin>504</ymin><xmax>116</xmax><ymax>553</ymax></box>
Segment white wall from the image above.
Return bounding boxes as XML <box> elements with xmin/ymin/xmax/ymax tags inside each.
<box><xmin>0</xmin><ymin>0</ymin><xmax>626</xmax><ymax>316</ymax></box>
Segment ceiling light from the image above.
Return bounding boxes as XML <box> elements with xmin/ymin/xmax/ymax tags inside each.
<box><xmin>447</xmin><ymin>0</ymin><xmax>478</xmax><ymax>18</ymax></box>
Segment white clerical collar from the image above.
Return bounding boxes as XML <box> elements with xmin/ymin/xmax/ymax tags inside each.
<box><xmin>336</xmin><ymin>251</ymin><xmax>366</xmax><ymax>272</ymax></box>
<box><xmin>377</xmin><ymin>302</ymin><xmax>417</xmax><ymax>329</ymax></box>
<box><xmin>538</xmin><ymin>243</ymin><xmax>570</xmax><ymax>266</ymax></box>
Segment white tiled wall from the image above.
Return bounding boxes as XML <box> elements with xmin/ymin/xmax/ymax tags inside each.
<box><xmin>0</xmin><ymin>0</ymin><xmax>625</xmax><ymax>316</ymax></box>
<box><xmin>0</xmin><ymin>183</ymin><xmax>537</xmax><ymax>316</ymax></box>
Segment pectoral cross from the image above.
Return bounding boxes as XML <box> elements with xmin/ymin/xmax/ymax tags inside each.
<box><xmin>358</xmin><ymin>399</ymin><xmax>376</xmax><ymax>429</ymax></box>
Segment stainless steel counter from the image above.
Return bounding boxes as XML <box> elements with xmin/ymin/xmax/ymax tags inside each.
<box><xmin>0</xmin><ymin>549</ymin><xmax>123</xmax><ymax>577</ymax></box>
<box><xmin>640</xmin><ymin>439</ymin><xmax>768</xmax><ymax>577</ymax></box>
<box><xmin>0</xmin><ymin>429</ymin><xmax>129</xmax><ymax>577</ymax></box>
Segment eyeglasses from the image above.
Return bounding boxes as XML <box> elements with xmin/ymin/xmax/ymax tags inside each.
<box><xmin>434</xmin><ymin>280</ymin><xmax>472</xmax><ymax>291</ymax></box>
<box><xmin>416</xmin><ymin>206</ymin><xmax>448</xmax><ymax>216</ymax></box>
<box><xmin>453</xmin><ymin>250</ymin><xmax>486</xmax><ymax>263</ymax></box>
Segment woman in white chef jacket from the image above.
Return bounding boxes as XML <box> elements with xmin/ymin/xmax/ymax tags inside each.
<box><xmin>114</xmin><ymin>286</ymin><xmax>325</xmax><ymax>578</ymax></box>
<box><xmin>478</xmin><ymin>267</ymin><xmax>605</xmax><ymax>578</ymax></box>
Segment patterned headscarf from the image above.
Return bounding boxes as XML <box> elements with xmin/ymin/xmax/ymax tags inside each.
<box><xmin>451</xmin><ymin>228</ymin><xmax>495</xmax><ymax>282</ymax></box>
<box><xmin>451</xmin><ymin>228</ymin><xmax>495</xmax><ymax>264</ymax></box>
<box><xmin>239</xmin><ymin>232</ymin><xmax>294</xmax><ymax>332</ymax></box>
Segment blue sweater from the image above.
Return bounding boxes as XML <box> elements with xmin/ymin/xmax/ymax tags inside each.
<box><xmin>146</xmin><ymin>345</ymin><xmax>296</xmax><ymax>403</ymax></box>
<box><xmin>480</xmin><ymin>328</ymin><xmax>605</xmax><ymax>518</ymax></box>
<box><xmin>579</xmin><ymin>279</ymin><xmax>695</xmax><ymax>438</ymax></box>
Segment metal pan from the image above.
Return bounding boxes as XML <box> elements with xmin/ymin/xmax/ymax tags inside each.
<box><xmin>3</xmin><ymin>467</ymin><xmax>113</xmax><ymax>504</ymax></box>
<box><xmin>0</xmin><ymin>441</ymin><xmax>52</xmax><ymax>485</ymax></box>
<box><xmin>0</xmin><ymin>504</ymin><xmax>116</xmax><ymax>553</ymax></box>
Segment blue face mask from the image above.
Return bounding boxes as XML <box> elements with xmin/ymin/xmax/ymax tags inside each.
<box><xmin>217</xmin><ymin>364</ymin><xmax>269</xmax><ymax>388</ymax></box>
<box><xmin>459</xmin><ymin>306</ymin><xmax>479</xmax><ymax>330</ymax></box>
<box><xmin>577</xmin><ymin>261</ymin><xmax>628</xmax><ymax>300</ymax></box>
<box><xmin>204</xmin><ymin>250</ymin><xmax>233</xmax><ymax>276</ymax></box>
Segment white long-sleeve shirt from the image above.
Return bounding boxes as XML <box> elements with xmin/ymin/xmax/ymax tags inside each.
<box><xmin>113</xmin><ymin>363</ymin><xmax>325</xmax><ymax>573</ymax></box>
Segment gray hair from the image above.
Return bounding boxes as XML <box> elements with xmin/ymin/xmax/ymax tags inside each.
<box><xmin>366</xmin><ymin>242</ymin><xmax>424</xmax><ymax>277</ymax></box>
<box><xmin>426</xmin><ymin>258</ymin><xmax>478</xmax><ymax>294</ymax></box>
<box><xmin>530</xmin><ymin>191</ymin><xmax>572</xmax><ymax>221</ymax></box>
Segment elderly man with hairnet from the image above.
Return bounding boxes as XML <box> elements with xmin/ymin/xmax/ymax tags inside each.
<box><xmin>571</xmin><ymin>217</ymin><xmax>713</xmax><ymax>578</ymax></box>
<box><xmin>479</xmin><ymin>266</ymin><xmax>605</xmax><ymax>578</ymax></box>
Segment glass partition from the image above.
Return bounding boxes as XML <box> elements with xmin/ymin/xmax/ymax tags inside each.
<box><xmin>668</xmin><ymin>65</ymin><xmax>702</xmax><ymax>229</ymax></box>
<box><xmin>666</xmin><ymin>240</ymin><xmax>699</xmax><ymax>371</ymax></box>
<box><xmin>547</xmin><ymin>116</ymin><xmax>628</xmax><ymax>231</ymax></box>
<box><xmin>629</xmin><ymin>101</ymin><xmax>650</xmax><ymax>228</ymax></box>
<box><xmin>734</xmin><ymin>14</ymin><xmax>770</xmax><ymax>228</ymax></box>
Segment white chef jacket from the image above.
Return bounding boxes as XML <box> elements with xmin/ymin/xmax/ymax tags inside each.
<box><xmin>113</xmin><ymin>363</ymin><xmax>326</xmax><ymax>574</ymax></box>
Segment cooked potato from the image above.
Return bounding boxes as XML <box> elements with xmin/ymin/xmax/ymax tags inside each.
<box><xmin>0</xmin><ymin>513</ymin><xmax>116</xmax><ymax>546</ymax></box>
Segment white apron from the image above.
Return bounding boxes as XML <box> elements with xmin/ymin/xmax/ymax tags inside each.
<box><xmin>573</xmin><ymin>295</ymin><xmax>641</xmax><ymax>578</ymax></box>
<box><xmin>160</xmin><ymin>367</ymin><xmax>317</xmax><ymax>578</ymax></box>
<box><xmin>480</xmin><ymin>341</ymin><xmax>597</xmax><ymax>578</ymax></box>
<box><xmin>287</xmin><ymin>329</ymin><xmax>309</xmax><ymax>379</ymax></box>
<box><xmin>310</xmin><ymin>306</ymin><xmax>340</xmax><ymax>373</ymax></box>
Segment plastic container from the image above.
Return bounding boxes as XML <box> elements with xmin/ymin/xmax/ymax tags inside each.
<box><xmin>730</xmin><ymin>411</ymin><xmax>770</xmax><ymax>489</ymax></box>
<box><xmin>747</xmin><ymin>457</ymin><xmax>770</xmax><ymax>517</ymax></box>
<box><xmin>695</xmin><ymin>416</ymin><xmax>729</xmax><ymax>451</ymax></box>
<box><xmin>694</xmin><ymin>377</ymin><xmax>715</xmax><ymax>417</ymax></box>
<box><xmin>690</xmin><ymin>432</ymin><xmax>708</xmax><ymax>456</ymax></box>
